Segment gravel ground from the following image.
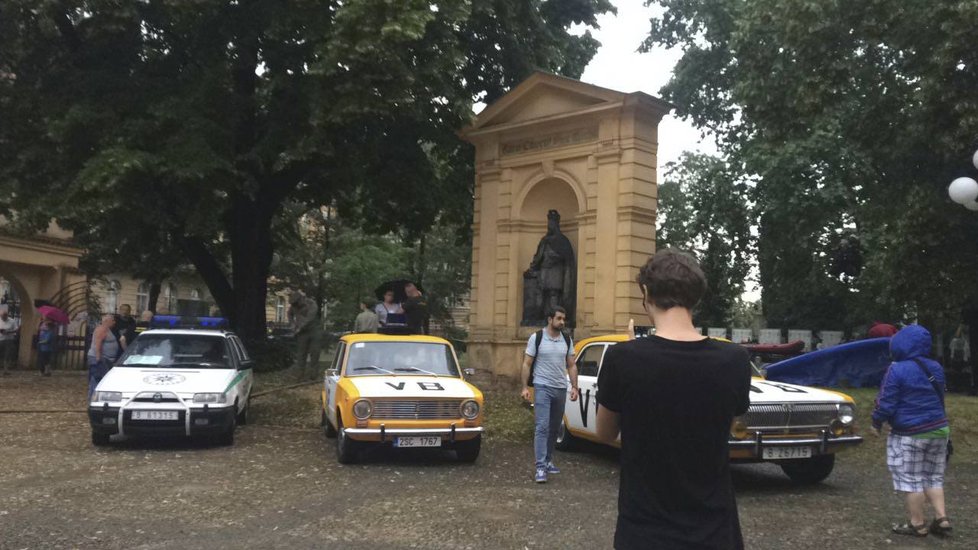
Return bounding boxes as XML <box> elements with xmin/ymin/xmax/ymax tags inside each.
<box><xmin>0</xmin><ymin>371</ymin><xmax>975</xmax><ymax>550</ymax></box>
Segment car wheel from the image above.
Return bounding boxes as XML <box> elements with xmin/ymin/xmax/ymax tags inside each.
<box><xmin>454</xmin><ymin>434</ymin><xmax>481</xmax><ymax>463</ymax></box>
<box><xmin>554</xmin><ymin>418</ymin><xmax>578</xmax><ymax>451</ymax></box>
<box><xmin>781</xmin><ymin>454</ymin><xmax>835</xmax><ymax>484</ymax></box>
<box><xmin>91</xmin><ymin>431</ymin><xmax>111</xmax><ymax>447</ymax></box>
<box><xmin>336</xmin><ymin>416</ymin><xmax>359</xmax><ymax>464</ymax></box>
<box><xmin>236</xmin><ymin>397</ymin><xmax>249</xmax><ymax>426</ymax></box>
<box><xmin>322</xmin><ymin>409</ymin><xmax>337</xmax><ymax>438</ymax></box>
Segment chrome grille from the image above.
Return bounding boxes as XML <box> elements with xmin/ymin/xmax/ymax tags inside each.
<box><xmin>371</xmin><ymin>400</ymin><xmax>462</xmax><ymax>420</ymax></box>
<box><xmin>743</xmin><ymin>403</ymin><xmax>838</xmax><ymax>430</ymax></box>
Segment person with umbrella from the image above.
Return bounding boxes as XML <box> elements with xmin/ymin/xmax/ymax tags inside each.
<box><xmin>374</xmin><ymin>288</ymin><xmax>403</xmax><ymax>328</ymax></box>
<box><xmin>36</xmin><ymin>317</ymin><xmax>56</xmax><ymax>376</ymax></box>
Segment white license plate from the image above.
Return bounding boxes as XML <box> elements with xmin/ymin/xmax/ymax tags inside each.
<box><xmin>763</xmin><ymin>446</ymin><xmax>813</xmax><ymax>460</ymax></box>
<box><xmin>394</xmin><ymin>436</ymin><xmax>441</xmax><ymax>448</ymax></box>
<box><xmin>131</xmin><ymin>410</ymin><xmax>179</xmax><ymax>421</ymax></box>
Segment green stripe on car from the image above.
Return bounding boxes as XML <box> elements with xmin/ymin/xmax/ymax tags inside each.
<box><xmin>225</xmin><ymin>369</ymin><xmax>250</xmax><ymax>393</ymax></box>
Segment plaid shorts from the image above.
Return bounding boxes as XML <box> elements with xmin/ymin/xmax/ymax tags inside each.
<box><xmin>886</xmin><ymin>433</ymin><xmax>948</xmax><ymax>493</ymax></box>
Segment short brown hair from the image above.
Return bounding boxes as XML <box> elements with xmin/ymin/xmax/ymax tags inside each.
<box><xmin>636</xmin><ymin>249</ymin><xmax>706</xmax><ymax>310</ymax></box>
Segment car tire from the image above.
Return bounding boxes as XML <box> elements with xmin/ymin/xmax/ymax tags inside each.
<box><xmin>322</xmin><ymin>409</ymin><xmax>337</xmax><ymax>438</ymax></box>
<box><xmin>237</xmin><ymin>397</ymin><xmax>249</xmax><ymax>426</ymax></box>
<box><xmin>554</xmin><ymin>418</ymin><xmax>578</xmax><ymax>451</ymax></box>
<box><xmin>91</xmin><ymin>431</ymin><xmax>111</xmax><ymax>447</ymax></box>
<box><xmin>336</xmin><ymin>416</ymin><xmax>359</xmax><ymax>464</ymax></box>
<box><xmin>781</xmin><ymin>454</ymin><xmax>835</xmax><ymax>484</ymax></box>
<box><xmin>454</xmin><ymin>434</ymin><xmax>481</xmax><ymax>463</ymax></box>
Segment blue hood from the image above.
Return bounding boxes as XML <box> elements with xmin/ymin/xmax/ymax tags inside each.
<box><xmin>890</xmin><ymin>325</ymin><xmax>931</xmax><ymax>361</ymax></box>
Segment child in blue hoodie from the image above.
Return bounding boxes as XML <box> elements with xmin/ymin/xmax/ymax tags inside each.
<box><xmin>872</xmin><ymin>324</ymin><xmax>951</xmax><ymax>537</ymax></box>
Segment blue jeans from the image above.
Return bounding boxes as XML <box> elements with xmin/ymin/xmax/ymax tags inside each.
<box><xmin>533</xmin><ymin>385</ymin><xmax>566</xmax><ymax>469</ymax></box>
<box><xmin>88</xmin><ymin>358</ymin><xmax>113</xmax><ymax>399</ymax></box>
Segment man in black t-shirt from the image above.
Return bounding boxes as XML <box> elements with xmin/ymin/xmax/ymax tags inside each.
<box><xmin>402</xmin><ymin>282</ymin><xmax>429</xmax><ymax>335</ymax></box>
<box><xmin>596</xmin><ymin>249</ymin><xmax>751</xmax><ymax>550</ymax></box>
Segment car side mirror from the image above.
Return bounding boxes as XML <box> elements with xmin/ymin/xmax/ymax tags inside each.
<box><xmin>326</xmin><ymin>368</ymin><xmax>338</xmax><ymax>377</ymax></box>
<box><xmin>463</xmin><ymin>368</ymin><xmax>475</xmax><ymax>376</ymax></box>
<box><xmin>239</xmin><ymin>359</ymin><xmax>254</xmax><ymax>370</ymax></box>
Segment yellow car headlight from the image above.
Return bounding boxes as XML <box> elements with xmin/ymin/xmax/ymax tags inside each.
<box><xmin>730</xmin><ymin>417</ymin><xmax>748</xmax><ymax>439</ymax></box>
<box><xmin>460</xmin><ymin>400</ymin><xmax>480</xmax><ymax>420</ymax></box>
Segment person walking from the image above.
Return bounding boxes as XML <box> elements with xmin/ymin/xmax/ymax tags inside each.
<box><xmin>595</xmin><ymin>249</ymin><xmax>751</xmax><ymax>549</ymax></box>
<box><xmin>520</xmin><ymin>305</ymin><xmax>579</xmax><ymax>483</ymax></box>
<box><xmin>289</xmin><ymin>292</ymin><xmax>322</xmax><ymax>371</ymax></box>
<box><xmin>36</xmin><ymin>319</ymin><xmax>55</xmax><ymax>376</ymax></box>
<box><xmin>87</xmin><ymin>314</ymin><xmax>120</xmax><ymax>398</ymax></box>
<box><xmin>0</xmin><ymin>307</ymin><xmax>19</xmax><ymax>375</ymax></box>
<box><xmin>871</xmin><ymin>324</ymin><xmax>952</xmax><ymax>538</ymax></box>
<box><xmin>354</xmin><ymin>301</ymin><xmax>379</xmax><ymax>333</ymax></box>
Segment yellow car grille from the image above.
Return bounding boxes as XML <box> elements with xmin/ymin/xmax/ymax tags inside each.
<box><xmin>744</xmin><ymin>403</ymin><xmax>839</xmax><ymax>430</ymax></box>
<box><xmin>372</xmin><ymin>400</ymin><xmax>463</xmax><ymax>420</ymax></box>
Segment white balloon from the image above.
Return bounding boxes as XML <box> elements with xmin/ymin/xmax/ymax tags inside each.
<box><xmin>973</xmin><ymin>148</ymin><xmax>978</xmax><ymax>171</ymax></box>
<box><xmin>966</xmin><ymin>201</ymin><xmax>978</xmax><ymax>211</ymax></box>
<box><xmin>948</xmin><ymin>177</ymin><xmax>978</xmax><ymax>205</ymax></box>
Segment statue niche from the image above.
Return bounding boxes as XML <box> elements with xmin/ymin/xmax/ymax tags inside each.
<box><xmin>521</xmin><ymin>209</ymin><xmax>576</xmax><ymax>327</ymax></box>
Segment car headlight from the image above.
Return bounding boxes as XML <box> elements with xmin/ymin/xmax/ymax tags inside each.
<box><xmin>460</xmin><ymin>400</ymin><xmax>480</xmax><ymax>420</ymax></box>
<box><xmin>94</xmin><ymin>391</ymin><xmax>122</xmax><ymax>402</ymax></box>
<box><xmin>193</xmin><ymin>393</ymin><xmax>227</xmax><ymax>404</ymax></box>
<box><xmin>352</xmin><ymin>399</ymin><xmax>372</xmax><ymax>420</ymax></box>
<box><xmin>730</xmin><ymin>417</ymin><xmax>748</xmax><ymax>439</ymax></box>
<box><xmin>838</xmin><ymin>404</ymin><xmax>856</xmax><ymax>425</ymax></box>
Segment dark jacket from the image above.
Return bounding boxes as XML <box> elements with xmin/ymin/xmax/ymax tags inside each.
<box><xmin>871</xmin><ymin>325</ymin><xmax>948</xmax><ymax>435</ymax></box>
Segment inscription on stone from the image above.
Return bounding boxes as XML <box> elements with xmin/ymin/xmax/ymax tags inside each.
<box><xmin>501</xmin><ymin>127</ymin><xmax>598</xmax><ymax>156</ymax></box>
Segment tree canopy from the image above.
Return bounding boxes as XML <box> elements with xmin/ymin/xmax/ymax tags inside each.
<box><xmin>0</xmin><ymin>0</ymin><xmax>614</xmax><ymax>341</ymax></box>
<box><xmin>656</xmin><ymin>152</ymin><xmax>752</xmax><ymax>327</ymax></box>
<box><xmin>646</xmin><ymin>0</ymin><xmax>978</xmax><ymax>329</ymax></box>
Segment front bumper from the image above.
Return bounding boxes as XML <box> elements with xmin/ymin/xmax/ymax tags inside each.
<box><xmin>88</xmin><ymin>403</ymin><xmax>235</xmax><ymax>438</ymax></box>
<box><xmin>728</xmin><ymin>430</ymin><xmax>863</xmax><ymax>460</ymax></box>
<box><xmin>343</xmin><ymin>425</ymin><xmax>484</xmax><ymax>443</ymax></box>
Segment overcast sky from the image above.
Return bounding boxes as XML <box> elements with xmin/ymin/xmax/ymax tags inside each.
<box><xmin>578</xmin><ymin>0</ymin><xmax>715</xmax><ymax>176</ymax></box>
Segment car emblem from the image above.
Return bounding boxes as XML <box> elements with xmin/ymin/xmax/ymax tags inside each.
<box><xmin>153</xmin><ymin>393</ymin><xmax>162</xmax><ymax>403</ymax></box>
<box><xmin>142</xmin><ymin>373</ymin><xmax>186</xmax><ymax>386</ymax></box>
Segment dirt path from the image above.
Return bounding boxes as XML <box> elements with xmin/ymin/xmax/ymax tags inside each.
<box><xmin>0</xmin><ymin>372</ymin><xmax>974</xmax><ymax>549</ymax></box>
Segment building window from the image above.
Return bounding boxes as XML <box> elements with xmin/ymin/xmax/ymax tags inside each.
<box><xmin>190</xmin><ymin>288</ymin><xmax>201</xmax><ymax>301</ymax></box>
<box><xmin>106</xmin><ymin>280</ymin><xmax>121</xmax><ymax>314</ymax></box>
<box><xmin>275</xmin><ymin>296</ymin><xmax>286</xmax><ymax>322</ymax></box>
<box><xmin>136</xmin><ymin>282</ymin><xmax>149</xmax><ymax>314</ymax></box>
<box><xmin>162</xmin><ymin>283</ymin><xmax>178</xmax><ymax>314</ymax></box>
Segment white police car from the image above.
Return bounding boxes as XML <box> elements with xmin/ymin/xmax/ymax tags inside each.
<box><xmin>88</xmin><ymin>329</ymin><xmax>254</xmax><ymax>446</ymax></box>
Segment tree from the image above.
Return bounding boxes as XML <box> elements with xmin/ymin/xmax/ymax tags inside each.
<box><xmin>0</xmin><ymin>0</ymin><xmax>613</xmax><ymax>342</ymax></box>
<box><xmin>656</xmin><ymin>152</ymin><xmax>752</xmax><ymax>327</ymax></box>
<box><xmin>645</xmin><ymin>0</ymin><xmax>978</xmax><ymax>328</ymax></box>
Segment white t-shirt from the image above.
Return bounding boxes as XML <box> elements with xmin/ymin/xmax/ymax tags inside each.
<box><xmin>0</xmin><ymin>317</ymin><xmax>18</xmax><ymax>341</ymax></box>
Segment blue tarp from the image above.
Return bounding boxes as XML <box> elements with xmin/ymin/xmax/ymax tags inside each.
<box><xmin>763</xmin><ymin>338</ymin><xmax>892</xmax><ymax>388</ymax></box>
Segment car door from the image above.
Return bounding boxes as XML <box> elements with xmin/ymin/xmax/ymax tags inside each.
<box><xmin>567</xmin><ymin>342</ymin><xmax>607</xmax><ymax>436</ymax></box>
<box><xmin>324</xmin><ymin>342</ymin><xmax>346</xmax><ymax>425</ymax></box>
<box><xmin>230</xmin><ymin>336</ymin><xmax>254</xmax><ymax>401</ymax></box>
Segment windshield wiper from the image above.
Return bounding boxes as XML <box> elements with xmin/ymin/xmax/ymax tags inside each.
<box><xmin>353</xmin><ymin>365</ymin><xmax>394</xmax><ymax>374</ymax></box>
<box><xmin>394</xmin><ymin>366</ymin><xmax>440</xmax><ymax>376</ymax></box>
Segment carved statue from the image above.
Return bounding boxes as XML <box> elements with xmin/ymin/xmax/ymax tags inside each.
<box><xmin>521</xmin><ymin>209</ymin><xmax>576</xmax><ymax>327</ymax></box>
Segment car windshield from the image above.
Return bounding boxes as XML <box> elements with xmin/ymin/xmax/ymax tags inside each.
<box><xmin>118</xmin><ymin>334</ymin><xmax>231</xmax><ymax>369</ymax></box>
<box><xmin>345</xmin><ymin>342</ymin><xmax>459</xmax><ymax>377</ymax></box>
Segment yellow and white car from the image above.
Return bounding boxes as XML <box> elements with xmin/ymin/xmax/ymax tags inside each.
<box><xmin>320</xmin><ymin>334</ymin><xmax>484</xmax><ymax>464</ymax></box>
<box><xmin>557</xmin><ymin>334</ymin><xmax>863</xmax><ymax>484</ymax></box>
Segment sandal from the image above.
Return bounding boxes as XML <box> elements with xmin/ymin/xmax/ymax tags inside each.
<box><xmin>930</xmin><ymin>517</ymin><xmax>952</xmax><ymax>537</ymax></box>
<box><xmin>892</xmin><ymin>522</ymin><xmax>928</xmax><ymax>537</ymax></box>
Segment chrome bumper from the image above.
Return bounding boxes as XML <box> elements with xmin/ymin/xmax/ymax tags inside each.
<box><xmin>344</xmin><ymin>425</ymin><xmax>484</xmax><ymax>443</ymax></box>
<box><xmin>729</xmin><ymin>430</ymin><xmax>863</xmax><ymax>455</ymax></box>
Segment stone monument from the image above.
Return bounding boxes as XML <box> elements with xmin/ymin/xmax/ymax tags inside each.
<box><xmin>521</xmin><ymin>209</ymin><xmax>576</xmax><ymax>327</ymax></box>
<box><xmin>459</xmin><ymin>71</ymin><xmax>671</xmax><ymax>384</ymax></box>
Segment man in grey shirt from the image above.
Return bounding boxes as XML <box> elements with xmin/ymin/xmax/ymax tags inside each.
<box><xmin>354</xmin><ymin>301</ymin><xmax>379</xmax><ymax>333</ymax></box>
<box><xmin>520</xmin><ymin>306</ymin><xmax>579</xmax><ymax>483</ymax></box>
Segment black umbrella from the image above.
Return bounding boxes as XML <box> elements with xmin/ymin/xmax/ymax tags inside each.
<box><xmin>374</xmin><ymin>279</ymin><xmax>424</xmax><ymax>304</ymax></box>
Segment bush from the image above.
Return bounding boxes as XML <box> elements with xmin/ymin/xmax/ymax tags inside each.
<box><xmin>246</xmin><ymin>338</ymin><xmax>295</xmax><ymax>372</ymax></box>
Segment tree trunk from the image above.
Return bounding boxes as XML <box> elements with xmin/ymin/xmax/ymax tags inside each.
<box><xmin>148</xmin><ymin>280</ymin><xmax>162</xmax><ymax>314</ymax></box>
<box><xmin>229</xmin><ymin>193</ymin><xmax>276</xmax><ymax>344</ymax></box>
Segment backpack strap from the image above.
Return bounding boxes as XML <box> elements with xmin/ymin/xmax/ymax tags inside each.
<box><xmin>910</xmin><ymin>358</ymin><xmax>946</xmax><ymax>412</ymax></box>
<box><xmin>527</xmin><ymin>330</ymin><xmax>543</xmax><ymax>387</ymax></box>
